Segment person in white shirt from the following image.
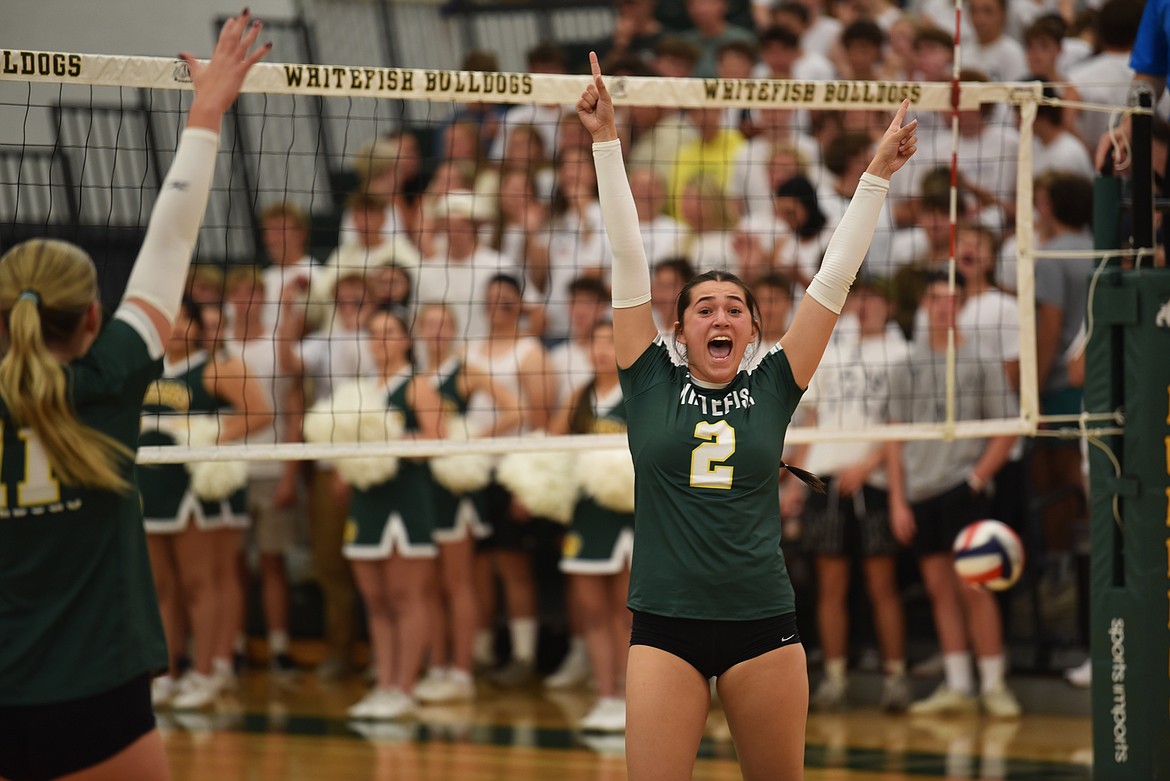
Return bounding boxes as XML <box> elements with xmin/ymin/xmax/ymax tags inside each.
<box><xmin>774</xmin><ymin>175</ymin><xmax>836</xmax><ymax>300</ymax></box>
<box><xmin>338</xmin><ymin>132</ymin><xmax>420</xmax><ymax>249</ymax></box>
<box><xmin>414</xmin><ymin>191</ymin><xmax>532</xmax><ymax>347</ymax></box>
<box><xmin>754</xmin><ymin>15</ymin><xmax>837</xmax><ymax>81</ymax></box>
<box><xmin>223</xmin><ymin>266</ymin><xmax>305</xmax><ymax>675</ymax></box>
<box><xmin>649</xmin><ymin>257</ymin><xmax>695</xmax><ymax>342</ymax></box>
<box><xmin>277</xmin><ymin>270</ymin><xmax>379</xmax><ymax>680</ymax></box>
<box><xmin>629</xmin><ymin>167</ymin><xmax>690</xmax><ymax>265</ymax></box>
<box><xmin>729</xmin><ymin>110</ymin><xmax>821</xmax><ymax>219</ymax></box>
<box><xmin>488</xmin><ymin>43</ymin><xmax>570</xmax><ymax>161</ymax></box>
<box><xmin>782</xmin><ymin>282</ymin><xmax>912</xmax><ymax>713</ymax></box>
<box><xmin>257</xmin><ymin>202</ymin><xmax>320</xmax><ymax>333</ymax></box>
<box><xmin>545</xmin><ymin>146</ymin><xmax>611</xmax><ymax>340</ymax></box>
<box><xmin>547</xmin><ymin>276</ymin><xmax>611</xmax><ymax>407</ymax></box>
<box><xmin>679</xmin><ymin>174</ymin><xmax>740</xmax><ymax>273</ymax></box>
<box><xmin>1031</xmin><ymin>97</ymin><xmax>1096</xmax><ymax>179</ymax></box>
<box><xmin>965</xmin><ymin>0</ymin><xmax>1030</xmax><ymax>81</ymax></box>
<box><xmin>1067</xmin><ymin>0</ymin><xmax>1147</xmax><ymax>149</ymax></box>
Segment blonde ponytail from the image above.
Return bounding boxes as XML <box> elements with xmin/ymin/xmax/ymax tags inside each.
<box><xmin>0</xmin><ymin>240</ymin><xmax>133</xmax><ymax>494</ymax></box>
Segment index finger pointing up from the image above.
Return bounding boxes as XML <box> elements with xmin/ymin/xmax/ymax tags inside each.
<box><xmin>589</xmin><ymin>51</ymin><xmax>610</xmax><ymax>98</ymax></box>
<box><xmin>889</xmin><ymin>98</ymin><xmax>909</xmax><ymax>131</ymax></box>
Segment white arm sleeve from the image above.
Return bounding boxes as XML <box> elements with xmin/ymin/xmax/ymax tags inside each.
<box><xmin>592</xmin><ymin>139</ymin><xmax>652</xmax><ymax>309</ymax></box>
<box><xmin>805</xmin><ymin>172</ymin><xmax>889</xmax><ymax>315</ymax></box>
<box><xmin>123</xmin><ymin>127</ymin><xmax>220</xmax><ymax>322</ymax></box>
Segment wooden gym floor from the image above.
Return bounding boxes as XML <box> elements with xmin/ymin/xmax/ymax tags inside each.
<box><xmin>157</xmin><ymin>670</ymin><xmax>1093</xmax><ymax>780</ymax></box>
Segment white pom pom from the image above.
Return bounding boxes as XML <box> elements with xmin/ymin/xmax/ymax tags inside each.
<box><xmin>182</xmin><ymin>416</ymin><xmax>248</xmax><ymax>501</ymax></box>
<box><xmin>495</xmin><ymin>449</ymin><xmax>577</xmax><ymax>524</ymax></box>
<box><xmin>428</xmin><ymin>415</ymin><xmax>494</xmax><ymax>495</ymax></box>
<box><xmin>302</xmin><ymin>380</ymin><xmax>405</xmax><ymax>488</ymax></box>
<box><xmin>303</xmin><ymin>380</ymin><xmax>393</xmax><ymax>444</ymax></box>
<box><xmin>189</xmin><ymin>460</ymin><xmax>250</xmax><ymax>501</ymax></box>
<box><xmin>577</xmin><ymin>448</ymin><xmax>636</xmax><ymax>514</ymax></box>
<box><xmin>334</xmin><ymin>454</ymin><xmax>400</xmax><ymax>490</ymax></box>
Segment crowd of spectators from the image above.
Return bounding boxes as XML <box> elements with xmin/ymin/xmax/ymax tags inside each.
<box><xmin>154</xmin><ymin>0</ymin><xmax>1169</xmax><ymax>724</ymax></box>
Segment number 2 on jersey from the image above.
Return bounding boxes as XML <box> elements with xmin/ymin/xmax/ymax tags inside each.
<box><xmin>0</xmin><ymin>422</ymin><xmax>61</xmax><ymax>507</ymax></box>
<box><xmin>690</xmin><ymin>420</ymin><xmax>735</xmax><ymax>490</ymax></box>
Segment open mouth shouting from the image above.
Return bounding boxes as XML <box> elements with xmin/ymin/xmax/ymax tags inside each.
<box><xmin>708</xmin><ymin>334</ymin><xmax>734</xmax><ymax>362</ymax></box>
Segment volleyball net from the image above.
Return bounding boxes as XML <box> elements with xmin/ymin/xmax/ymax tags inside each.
<box><xmin>0</xmin><ymin>48</ymin><xmax>1134</xmax><ymax>466</ymax></box>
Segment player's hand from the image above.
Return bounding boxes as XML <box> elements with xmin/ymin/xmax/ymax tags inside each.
<box><xmin>576</xmin><ymin>52</ymin><xmax>618</xmax><ymax>143</ymax></box>
<box><xmin>1095</xmin><ymin>115</ymin><xmax>1132</xmax><ymax>172</ymax></box>
<box><xmin>184</xmin><ymin>9</ymin><xmax>272</xmax><ymax>131</ymax></box>
<box><xmin>866</xmin><ymin>99</ymin><xmax>918</xmax><ymax>180</ymax></box>
<box><xmin>889</xmin><ymin>499</ymin><xmax>915</xmax><ymax>545</ymax></box>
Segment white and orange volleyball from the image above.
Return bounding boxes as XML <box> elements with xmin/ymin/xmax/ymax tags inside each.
<box><xmin>952</xmin><ymin>520</ymin><xmax>1025</xmax><ymax>591</ymax></box>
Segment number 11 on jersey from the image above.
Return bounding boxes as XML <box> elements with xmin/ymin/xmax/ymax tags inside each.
<box><xmin>690</xmin><ymin>420</ymin><xmax>736</xmax><ymax>490</ymax></box>
<box><xmin>0</xmin><ymin>422</ymin><xmax>62</xmax><ymax>507</ymax></box>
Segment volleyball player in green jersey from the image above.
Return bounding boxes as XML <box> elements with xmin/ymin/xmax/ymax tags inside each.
<box><xmin>412</xmin><ymin>303</ymin><xmax>521</xmax><ymax>703</ymax></box>
<box><xmin>344</xmin><ymin>310</ymin><xmax>446</xmax><ymax>721</ymax></box>
<box><xmin>550</xmin><ymin>321</ymin><xmax>634</xmax><ymax>733</ymax></box>
<box><xmin>142</xmin><ymin>299</ymin><xmax>272</xmax><ymax>710</ymax></box>
<box><xmin>0</xmin><ymin>15</ymin><xmax>267</xmax><ymax>781</ymax></box>
<box><xmin>578</xmin><ymin>53</ymin><xmax>918</xmax><ymax>779</ymax></box>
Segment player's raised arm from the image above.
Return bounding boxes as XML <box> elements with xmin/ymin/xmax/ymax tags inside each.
<box><xmin>122</xmin><ymin>10</ymin><xmax>271</xmax><ymax>350</ymax></box>
<box><xmin>579</xmin><ymin>52</ymin><xmax>658</xmax><ymax>369</ymax></box>
<box><xmin>780</xmin><ymin>100</ymin><xmax>917</xmax><ymax>389</ymax></box>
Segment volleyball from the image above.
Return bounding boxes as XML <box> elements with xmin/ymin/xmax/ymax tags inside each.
<box><xmin>952</xmin><ymin>520</ymin><xmax>1025</xmax><ymax>591</ymax></box>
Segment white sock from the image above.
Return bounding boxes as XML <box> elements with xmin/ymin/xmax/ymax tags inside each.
<box><xmin>884</xmin><ymin>659</ymin><xmax>907</xmax><ymax>678</ymax></box>
<box><xmin>268</xmin><ymin>629</ymin><xmax>290</xmax><ymax>655</ymax></box>
<box><xmin>824</xmin><ymin>657</ymin><xmax>847</xmax><ymax>683</ymax></box>
<box><xmin>473</xmin><ymin>630</ymin><xmax>495</xmax><ymax>664</ymax></box>
<box><xmin>449</xmin><ymin>668</ymin><xmax>473</xmax><ymax>684</ymax></box>
<box><xmin>568</xmin><ymin>635</ymin><xmax>588</xmax><ymax>659</ymax></box>
<box><xmin>510</xmin><ymin>618</ymin><xmax>538</xmax><ymax>664</ymax></box>
<box><xmin>977</xmin><ymin>654</ymin><xmax>1006</xmax><ymax>694</ymax></box>
<box><xmin>943</xmin><ymin>652</ymin><xmax>974</xmax><ymax>695</ymax></box>
<box><xmin>212</xmin><ymin>656</ymin><xmax>234</xmax><ymax>677</ymax></box>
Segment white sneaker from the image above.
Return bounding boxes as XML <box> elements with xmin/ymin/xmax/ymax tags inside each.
<box><xmin>907</xmin><ymin>685</ymin><xmax>978</xmax><ymax>716</ymax></box>
<box><xmin>349</xmin><ymin>688</ymin><xmax>415</xmax><ymax>720</ymax></box>
<box><xmin>579</xmin><ymin>697</ymin><xmax>626</xmax><ymax>733</ymax></box>
<box><xmin>981</xmin><ymin>684</ymin><xmax>1022</xmax><ymax>719</ymax></box>
<box><xmin>151</xmin><ymin>675</ymin><xmax>178</xmax><ymax>707</ymax></box>
<box><xmin>1064</xmin><ymin>659</ymin><xmax>1091</xmax><ymax>689</ymax></box>
<box><xmin>415</xmin><ymin>670</ymin><xmax>475</xmax><ymax>704</ymax></box>
<box><xmin>172</xmin><ymin>671</ymin><xmax>220</xmax><ymax>710</ymax></box>
<box><xmin>545</xmin><ymin>643</ymin><xmax>592</xmax><ymax>690</ymax></box>
<box><xmin>211</xmin><ymin>659</ymin><xmax>237</xmax><ymax>693</ymax></box>
<box><xmin>412</xmin><ymin>668</ymin><xmax>449</xmax><ymax>701</ymax></box>
<box><xmin>880</xmin><ymin>675</ymin><xmax>912</xmax><ymax>713</ymax></box>
<box><xmin>810</xmin><ymin>677</ymin><xmax>848</xmax><ymax>711</ymax></box>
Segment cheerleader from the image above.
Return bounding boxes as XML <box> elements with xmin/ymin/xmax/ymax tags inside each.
<box><xmin>465</xmin><ymin>274</ymin><xmax>556</xmax><ymax>684</ymax></box>
<box><xmin>551</xmin><ymin>321</ymin><xmax>633</xmax><ymax>732</ymax></box>
<box><xmin>412</xmin><ymin>303</ymin><xmax>522</xmax><ymax>702</ymax></box>
<box><xmin>344</xmin><ymin>310</ymin><xmax>445</xmax><ymax>720</ymax></box>
<box><xmin>142</xmin><ymin>299</ymin><xmax>272</xmax><ymax>710</ymax></box>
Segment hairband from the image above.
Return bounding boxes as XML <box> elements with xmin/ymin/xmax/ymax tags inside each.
<box><xmin>18</xmin><ymin>289</ymin><xmax>41</xmax><ymax>307</ymax></box>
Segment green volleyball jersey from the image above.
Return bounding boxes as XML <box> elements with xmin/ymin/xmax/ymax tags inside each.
<box><xmin>619</xmin><ymin>339</ymin><xmax>804</xmax><ymax>620</ymax></box>
<box><xmin>0</xmin><ymin>310</ymin><xmax>167</xmax><ymax>705</ymax></box>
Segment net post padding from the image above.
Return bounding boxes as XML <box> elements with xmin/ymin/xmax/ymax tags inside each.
<box><xmin>1013</xmin><ymin>89</ymin><xmax>1041</xmax><ymax>431</ymax></box>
